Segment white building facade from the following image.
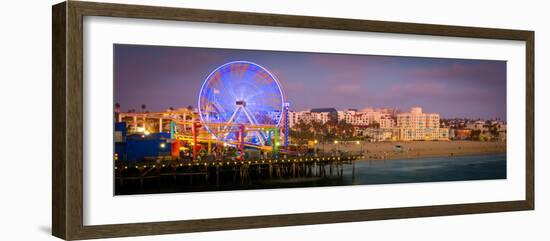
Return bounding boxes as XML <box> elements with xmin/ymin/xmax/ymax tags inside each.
<box><xmin>337</xmin><ymin>109</ymin><xmax>395</xmax><ymax>128</ymax></box>
<box><xmin>396</xmin><ymin>107</ymin><xmax>449</xmax><ymax>141</ymax></box>
<box><xmin>288</xmin><ymin>111</ymin><xmax>331</xmax><ymax>127</ymax></box>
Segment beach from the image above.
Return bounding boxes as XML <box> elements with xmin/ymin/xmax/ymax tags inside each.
<box><xmin>317</xmin><ymin>140</ymin><xmax>506</xmax><ymax>161</ymax></box>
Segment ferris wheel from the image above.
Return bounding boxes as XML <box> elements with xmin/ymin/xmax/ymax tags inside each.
<box><xmin>198</xmin><ymin>61</ymin><xmax>285</xmax><ymax>145</ymax></box>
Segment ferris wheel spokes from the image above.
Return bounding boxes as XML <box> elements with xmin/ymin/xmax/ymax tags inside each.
<box><xmin>217</xmin><ymin>100</ymin><xmax>269</xmax><ymax>145</ymax></box>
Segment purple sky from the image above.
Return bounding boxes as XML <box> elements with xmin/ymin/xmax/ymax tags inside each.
<box><xmin>114</xmin><ymin>44</ymin><xmax>506</xmax><ymax>120</ymax></box>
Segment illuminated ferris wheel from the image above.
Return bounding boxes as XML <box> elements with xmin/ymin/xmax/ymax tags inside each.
<box><xmin>198</xmin><ymin>61</ymin><xmax>285</xmax><ymax>145</ymax></box>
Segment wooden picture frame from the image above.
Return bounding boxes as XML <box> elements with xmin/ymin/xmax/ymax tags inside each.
<box><xmin>52</xmin><ymin>1</ymin><xmax>534</xmax><ymax>240</ymax></box>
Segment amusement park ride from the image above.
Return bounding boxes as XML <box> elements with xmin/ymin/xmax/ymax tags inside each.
<box><xmin>117</xmin><ymin>61</ymin><xmax>290</xmax><ymax>161</ymax></box>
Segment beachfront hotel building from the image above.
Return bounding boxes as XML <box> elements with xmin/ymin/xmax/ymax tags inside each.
<box><xmin>288</xmin><ymin>108</ymin><xmax>395</xmax><ymax>128</ymax></box>
<box><xmin>397</xmin><ymin>107</ymin><xmax>449</xmax><ymax>141</ymax></box>
<box><xmin>337</xmin><ymin>109</ymin><xmax>395</xmax><ymax>128</ymax></box>
<box><xmin>288</xmin><ymin>110</ymin><xmax>332</xmax><ymax>127</ymax></box>
<box><xmin>353</xmin><ymin>127</ymin><xmax>395</xmax><ymax>141</ymax></box>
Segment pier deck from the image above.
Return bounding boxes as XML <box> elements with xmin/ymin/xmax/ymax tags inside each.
<box><xmin>114</xmin><ymin>155</ymin><xmax>362</xmax><ymax>194</ymax></box>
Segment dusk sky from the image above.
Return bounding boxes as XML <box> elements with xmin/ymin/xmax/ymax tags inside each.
<box><xmin>114</xmin><ymin>44</ymin><xmax>506</xmax><ymax>120</ymax></box>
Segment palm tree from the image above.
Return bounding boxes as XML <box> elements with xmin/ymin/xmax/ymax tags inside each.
<box><xmin>289</xmin><ymin>120</ymin><xmax>314</xmax><ymax>145</ymax></box>
<box><xmin>366</xmin><ymin>121</ymin><xmax>380</xmax><ymax>129</ymax></box>
<box><xmin>140</xmin><ymin>104</ymin><xmax>147</xmax><ymax>113</ymax></box>
<box><xmin>114</xmin><ymin>103</ymin><xmax>121</xmax><ymax>122</ymax></box>
<box><xmin>340</xmin><ymin>122</ymin><xmax>354</xmax><ymax>140</ymax></box>
<box><xmin>314</xmin><ymin>121</ymin><xmax>324</xmax><ymax>132</ymax></box>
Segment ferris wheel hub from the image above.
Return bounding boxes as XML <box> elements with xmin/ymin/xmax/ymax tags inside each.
<box><xmin>235</xmin><ymin>100</ymin><xmax>246</xmax><ymax>107</ymax></box>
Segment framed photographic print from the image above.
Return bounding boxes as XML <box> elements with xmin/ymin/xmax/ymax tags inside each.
<box><xmin>52</xmin><ymin>1</ymin><xmax>534</xmax><ymax>240</ymax></box>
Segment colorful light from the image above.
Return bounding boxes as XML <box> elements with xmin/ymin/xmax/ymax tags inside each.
<box><xmin>197</xmin><ymin>61</ymin><xmax>285</xmax><ymax>146</ymax></box>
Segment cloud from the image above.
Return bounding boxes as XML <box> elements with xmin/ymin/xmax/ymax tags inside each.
<box><xmin>410</xmin><ymin>61</ymin><xmax>506</xmax><ymax>86</ymax></box>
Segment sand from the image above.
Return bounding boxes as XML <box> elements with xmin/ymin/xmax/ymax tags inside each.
<box><xmin>316</xmin><ymin>140</ymin><xmax>506</xmax><ymax>160</ymax></box>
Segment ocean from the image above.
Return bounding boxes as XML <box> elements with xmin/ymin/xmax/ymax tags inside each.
<box><xmin>115</xmin><ymin>153</ymin><xmax>506</xmax><ymax>195</ymax></box>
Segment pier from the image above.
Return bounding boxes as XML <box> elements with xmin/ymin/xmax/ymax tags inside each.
<box><xmin>115</xmin><ymin>154</ymin><xmax>361</xmax><ymax>194</ymax></box>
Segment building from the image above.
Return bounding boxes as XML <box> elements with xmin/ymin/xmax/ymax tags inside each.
<box><xmin>374</xmin><ymin>107</ymin><xmax>400</xmax><ymax>117</ymax></box>
<box><xmin>353</xmin><ymin>126</ymin><xmax>393</xmax><ymax>142</ymax></box>
<box><xmin>310</xmin><ymin>108</ymin><xmax>338</xmax><ymax>122</ymax></box>
<box><xmin>496</xmin><ymin>123</ymin><xmax>507</xmax><ymax>141</ymax></box>
<box><xmin>337</xmin><ymin>109</ymin><xmax>395</xmax><ymax>128</ymax></box>
<box><xmin>453</xmin><ymin>129</ymin><xmax>472</xmax><ymax>140</ymax></box>
<box><xmin>288</xmin><ymin>107</ymin><xmax>339</xmax><ymax>128</ymax></box>
<box><xmin>396</xmin><ymin>107</ymin><xmax>448</xmax><ymax>141</ymax></box>
<box><xmin>117</xmin><ymin>107</ymin><xmax>196</xmax><ymax>134</ymax></box>
<box><xmin>379</xmin><ymin>114</ymin><xmax>395</xmax><ymax>129</ymax></box>
<box><xmin>289</xmin><ymin>108</ymin><xmax>395</xmax><ymax>132</ymax></box>
<box><xmin>465</xmin><ymin>120</ymin><xmax>507</xmax><ymax>141</ymax></box>
<box><xmin>114</xmin><ymin>123</ymin><xmax>172</xmax><ymax>162</ymax></box>
<box><xmin>466</xmin><ymin>120</ymin><xmax>489</xmax><ymax>132</ymax></box>
<box><xmin>288</xmin><ymin>110</ymin><xmax>331</xmax><ymax>127</ymax></box>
